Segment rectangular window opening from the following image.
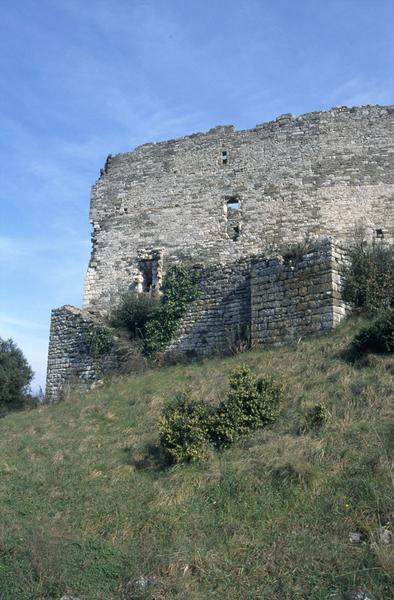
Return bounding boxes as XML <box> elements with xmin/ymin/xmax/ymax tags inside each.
<box><xmin>224</xmin><ymin>196</ymin><xmax>241</xmax><ymax>241</ymax></box>
<box><xmin>376</xmin><ymin>228</ymin><xmax>384</xmax><ymax>238</ymax></box>
<box><xmin>232</xmin><ymin>225</ymin><xmax>240</xmax><ymax>241</ymax></box>
<box><xmin>226</xmin><ymin>198</ymin><xmax>240</xmax><ymax>210</ymax></box>
<box><xmin>139</xmin><ymin>259</ymin><xmax>155</xmax><ymax>292</ymax></box>
<box><xmin>222</xmin><ymin>151</ymin><xmax>228</xmax><ymax>165</ymax></box>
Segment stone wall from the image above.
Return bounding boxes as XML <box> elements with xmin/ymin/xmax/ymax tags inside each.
<box><xmin>166</xmin><ymin>239</ymin><xmax>350</xmax><ymax>356</ymax></box>
<box><xmin>251</xmin><ymin>240</ymin><xmax>350</xmax><ymax>344</ymax></box>
<box><xmin>83</xmin><ymin>104</ymin><xmax>394</xmax><ymax>313</ymax></box>
<box><xmin>46</xmin><ymin>305</ymin><xmax>121</xmax><ymax>402</ymax></box>
<box><xmin>166</xmin><ymin>260</ymin><xmax>251</xmax><ymax>357</ymax></box>
<box><xmin>47</xmin><ymin>241</ymin><xmax>351</xmax><ymax>401</ymax></box>
<box><xmin>47</xmin><ymin>104</ymin><xmax>394</xmax><ymax>400</ymax></box>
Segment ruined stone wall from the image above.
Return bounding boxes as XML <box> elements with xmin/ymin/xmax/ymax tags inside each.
<box><xmin>84</xmin><ymin>104</ymin><xmax>394</xmax><ymax>312</ymax></box>
<box><xmin>46</xmin><ymin>242</ymin><xmax>350</xmax><ymax>401</ymax></box>
<box><xmin>165</xmin><ymin>239</ymin><xmax>350</xmax><ymax>358</ymax></box>
<box><xmin>46</xmin><ymin>305</ymin><xmax>121</xmax><ymax>402</ymax></box>
<box><xmin>47</xmin><ymin>104</ymin><xmax>394</xmax><ymax>400</ymax></box>
<box><xmin>166</xmin><ymin>260</ymin><xmax>251</xmax><ymax>357</ymax></box>
<box><xmin>251</xmin><ymin>240</ymin><xmax>350</xmax><ymax>344</ymax></box>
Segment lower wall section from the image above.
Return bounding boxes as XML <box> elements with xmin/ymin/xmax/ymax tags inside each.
<box><xmin>166</xmin><ymin>260</ymin><xmax>251</xmax><ymax>356</ymax></box>
<box><xmin>46</xmin><ymin>240</ymin><xmax>351</xmax><ymax>401</ymax></box>
<box><xmin>46</xmin><ymin>305</ymin><xmax>121</xmax><ymax>402</ymax></box>
<box><xmin>251</xmin><ymin>240</ymin><xmax>349</xmax><ymax>344</ymax></box>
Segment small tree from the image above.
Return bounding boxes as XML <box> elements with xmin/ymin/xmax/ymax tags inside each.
<box><xmin>0</xmin><ymin>338</ymin><xmax>33</xmax><ymax>409</ymax></box>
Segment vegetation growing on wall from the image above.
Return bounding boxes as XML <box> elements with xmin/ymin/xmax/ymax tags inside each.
<box><xmin>144</xmin><ymin>265</ymin><xmax>200</xmax><ymax>356</ymax></box>
<box><xmin>110</xmin><ymin>265</ymin><xmax>200</xmax><ymax>359</ymax></box>
<box><xmin>110</xmin><ymin>293</ymin><xmax>160</xmax><ymax>340</ymax></box>
<box><xmin>86</xmin><ymin>325</ymin><xmax>113</xmax><ymax>358</ymax></box>
<box><xmin>343</xmin><ymin>238</ymin><xmax>394</xmax><ymax>312</ymax></box>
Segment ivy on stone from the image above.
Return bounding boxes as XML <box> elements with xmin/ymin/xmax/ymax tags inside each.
<box><xmin>86</xmin><ymin>325</ymin><xmax>113</xmax><ymax>358</ymax></box>
<box><xmin>144</xmin><ymin>265</ymin><xmax>200</xmax><ymax>356</ymax></box>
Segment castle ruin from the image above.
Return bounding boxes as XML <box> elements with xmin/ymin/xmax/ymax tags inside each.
<box><xmin>46</xmin><ymin>104</ymin><xmax>394</xmax><ymax>401</ymax></box>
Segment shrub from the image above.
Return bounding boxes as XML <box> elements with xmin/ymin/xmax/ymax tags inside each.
<box><xmin>280</xmin><ymin>236</ymin><xmax>317</xmax><ymax>263</ymax></box>
<box><xmin>0</xmin><ymin>338</ymin><xmax>33</xmax><ymax>409</ymax></box>
<box><xmin>343</xmin><ymin>239</ymin><xmax>394</xmax><ymax>313</ymax></box>
<box><xmin>158</xmin><ymin>392</ymin><xmax>214</xmax><ymax>463</ymax></box>
<box><xmin>110</xmin><ymin>266</ymin><xmax>200</xmax><ymax>358</ymax></box>
<box><xmin>110</xmin><ymin>292</ymin><xmax>160</xmax><ymax>340</ymax></box>
<box><xmin>86</xmin><ymin>325</ymin><xmax>113</xmax><ymax>357</ymax></box>
<box><xmin>212</xmin><ymin>366</ymin><xmax>282</xmax><ymax>447</ymax></box>
<box><xmin>352</xmin><ymin>311</ymin><xmax>394</xmax><ymax>355</ymax></box>
<box><xmin>305</xmin><ymin>403</ymin><xmax>328</xmax><ymax>431</ymax></box>
<box><xmin>159</xmin><ymin>367</ymin><xmax>282</xmax><ymax>463</ymax></box>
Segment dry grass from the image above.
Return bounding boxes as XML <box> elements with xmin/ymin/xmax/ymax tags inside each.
<box><xmin>0</xmin><ymin>316</ymin><xmax>393</xmax><ymax>599</ymax></box>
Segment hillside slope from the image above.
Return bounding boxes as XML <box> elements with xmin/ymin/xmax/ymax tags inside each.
<box><xmin>0</xmin><ymin>318</ymin><xmax>393</xmax><ymax>600</ymax></box>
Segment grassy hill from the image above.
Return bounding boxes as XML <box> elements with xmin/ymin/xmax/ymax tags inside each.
<box><xmin>0</xmin><ymin>317</ymin><xmax>393</xmax><ymax>600</ymax></box>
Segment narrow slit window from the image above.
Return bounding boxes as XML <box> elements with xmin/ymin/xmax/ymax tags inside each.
<box><xmin>222</xmin><ymin>150</ymin><xmax>228</xmax><ymax>165</ymax></box>
<box><xmin>224</xmin><ymin>197</ymin><xmax>241</xmax><ymax>241</ymax></box>
<box><xmin>139</xmin><ymin>259</ymin><xmax>155</xmax><ymax>292</ymax></box>
<box><xmin>232</xmin><ymin>224</ymin><xmax>240</xmax><ymax>241</ymax></box>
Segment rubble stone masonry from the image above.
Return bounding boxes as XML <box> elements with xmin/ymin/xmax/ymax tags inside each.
<box><xmin>84</xmin><ymin>104</ymin><xmax>394</xmax><ymax>312</ymax></box>
<box><xmin>46</xmin><ymin>105</ymin><xmax>394</xmax><ymax>400</ymax></box>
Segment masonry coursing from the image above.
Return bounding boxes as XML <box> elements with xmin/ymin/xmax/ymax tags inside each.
<box><xmin>84</xmin><ymin>104</ymin><xmax>394</xmax><ymax>312</ymax></box>
<box><xmin>46</xmin><ymin>104</ymin><xmax>394</xmax><ymax>401</ymax></box>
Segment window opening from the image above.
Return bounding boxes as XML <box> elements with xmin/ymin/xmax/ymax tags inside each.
<box><xmin>139</xmin><ymin>259</ymin><xmax>155</xmax><ymax>292</ymax></box>
<box><xmin>226</xmin><ymin>197</ymin><xmax>239</xmax><ymax>210</ymax></box>
<box><xmin>231</xmin><ymin>224</ymin><xmax>240</xmax><ymax>241</ymax></box>
<box><xmin>376</xmin><ymin>228</ymin><xmax>384</xmax><ymax>238</ymax></box>
<box><xmin>224</xmin><ymin>197</ymin><xmax>241</xmax><ymax>241</ymax></box>
<box><xmin>222</xmin><ymin>150</ymin><xmax>228</xmax><ymax>165</ymax></box>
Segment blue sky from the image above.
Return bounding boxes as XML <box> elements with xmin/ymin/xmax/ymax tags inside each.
<box><xmin>1</xmin><ymin>0</ymin><xmax>394</xmax><ymax>392</ymax></box>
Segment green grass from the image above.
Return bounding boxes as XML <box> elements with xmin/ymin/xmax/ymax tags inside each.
<box><xmin>0</xmin><ymin>317</ymin><xmax>393</xmax><ymax>599</ymax></box>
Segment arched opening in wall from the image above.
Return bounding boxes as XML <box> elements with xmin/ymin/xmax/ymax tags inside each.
<box><xmin>224</xmin><ymin>197</ymin><xmax>241</xmax><ymax>241</ymax></box>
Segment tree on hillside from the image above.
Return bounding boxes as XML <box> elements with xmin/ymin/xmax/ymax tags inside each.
<box><xmin>0</xmin><ymin>337</ymin><xmax>33</xmax><ymax>410</ymax></box>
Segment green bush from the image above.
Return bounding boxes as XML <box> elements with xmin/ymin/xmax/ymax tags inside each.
<box><xmin>159</xmin><ymin>367</ymin><xmax>282</xmax><ymax>463</ymax></box>
<box><xmin>110</xmin><ymin>266</ymin><xmax>200</xmax><ymax>358</ymax></box>
<box><xmin>352</xmin><ymin>311</ymin><xmax>394</xmax><ymax>355</ymax></box>
<box><xmin>212</xmin><ymin>366</ymin><xmax>281</xmax><ymax>447</ymax></box>
<box><xmin>0</xmin><ymin>338</ymin><xmax>33</xmax><ymax>409</ymax></box>
<box><xmin>110</xmin><ymin>292</ymin><xmax>160</xmax><ymax>340</ymax></box>
<box><xmin>86</xmin><ymin>325</ymin><xmax>113</xmax><ymax>357</ymax></box>
<box><xmin>158</xmin><ymin>392</ymin><xmax>214</xmax><ymax>463</ymax></box>
<box><xmin>343</xmin><ymin>239</ymin><xmax>394</xmax><ymax>313</ymax></box>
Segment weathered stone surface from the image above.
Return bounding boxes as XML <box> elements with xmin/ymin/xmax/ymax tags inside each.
<box><xmin>46</xmin><ymin>105</ymin><xmax>394</xmax><ymax>401</ymax></box>
<box><xmin>46</xmin><ymin>305</ymin><xmax>122</xmax><ymax>403</ymax></box>
<box><xmin>251</xmin><ymin>239</ymin><xmax>350</xmax><ymax>344</ymax></box>
<box><xmin>83</xmin><ymin>104</ymin><xmax>394</xmax><ymax>312</ymax></box>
